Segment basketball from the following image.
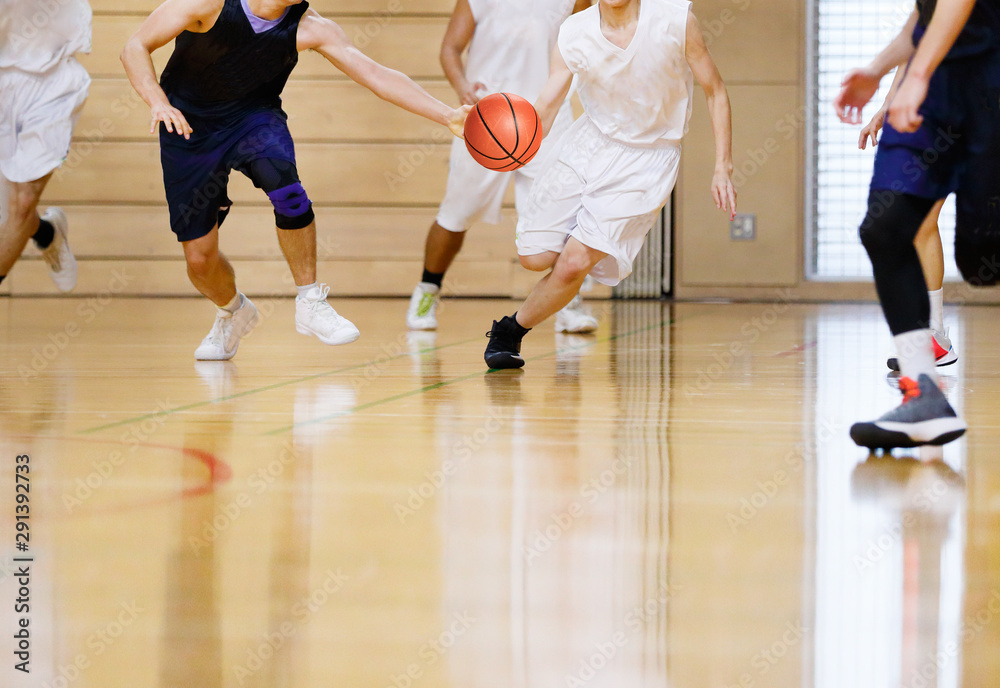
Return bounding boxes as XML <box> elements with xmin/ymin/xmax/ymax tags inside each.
<box><xmin>464</xmin><ymin>92</ymin><xmax>543</xmax><ymax>172</ymax></box>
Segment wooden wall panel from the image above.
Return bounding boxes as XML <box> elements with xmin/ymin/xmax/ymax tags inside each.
<box><xmin>8</xmin><ymin>259</ymin><xmax>517</xmax><ymax>297</ymax></box>
<box><xmin>77</xmin><ymin>79</ymin><xmax>458</xmax><ymax>141</ymax></box>
<box><xmin>80</xmin><ymin>16</ymin><xmax>448</xmax><ymax>79</ymax></box>
<box><xmin>677</xmin><ymin>85</ymin><xmax>801</xmax><ymax>287</ymax></box>
<box><xmin>89</xmin><ymin>0</ymin><xmax>454</xmax><ymax>14</ymax></box>
<box><xmin>46</xmin><ymin>142</ymin><xmax>454</xmax><ymax>205</ymax></box>
<box><xmin>52</xmin><ymin>206</ymin><xmax>517</xmax><ymax>260</ymax></box>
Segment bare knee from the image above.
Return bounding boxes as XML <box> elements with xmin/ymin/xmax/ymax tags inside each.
<box><xmin>552</xmin><ymin>250</ymin><xmax>595</xmax><ymax>284</ymax></box>
<box><xmin>184</xmin><ymin>243</ymin><xmax>219</xmax><ymax>277</ymax></box>
<box><xmin>519</xmin><ymin>253</ymin><xmax>556</xmax><ymax>271</ymax></box>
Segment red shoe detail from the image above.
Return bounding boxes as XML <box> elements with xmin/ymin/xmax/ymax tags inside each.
<box><xmin>932</xmin><ymin>337</ymin><xmax>950</xmax><ymax>360</ymax></box>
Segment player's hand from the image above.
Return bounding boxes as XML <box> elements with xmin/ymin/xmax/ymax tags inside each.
<box><xmin>859</xmin><ymin>108</ymin><xmax>886</xmax><ymax>149</ymax></box>
<box><xmin>447</xmin><ymin>104</ymin><xmax>473</xmax><ymax>138</ymax></box>
<box><xmin>150</xmin><ymin>102</ymin><xmax>193</xmax><ymax>139</ymax></box>
<box><xmin>888</xmin><ymin>74</ymin><xmax>928</xmax><ymax>133</ymax></box>
<box><xmin>458</xmin><ymin>81</ymin><xmax>486</xmax><ymax>106</ymax></box>
<box><xmin>712</xmin><ymin>169</ymin><xmax>737</xmax><ymax>221</ymax></box>
<box><xmin>834</xmin><ymin>67</ymin><xmax>881</xmax><ymax>124</ymax></box>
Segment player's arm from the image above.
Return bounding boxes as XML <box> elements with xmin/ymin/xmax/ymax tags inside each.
<box><xmin>834</xmin><ymin>10</ymin><xmax>918</xmax><ymax>125</ymax></box>
<box><xmin>685</xmin><ymin>13</ymin><xmax>736</xmax><ymax>221</ymax></box>
<box><xmin>890</xmin><ymin>0</ymin><xmax>977</xmax><ymax>132</ymax></box>
<box><xmin>440</xmin><ymin>0</ymin><xmax>483</xmax><ymax>105</ymax></box>
<box><xmin>534</xmin><ymin>45</ymin><xmax>573</xmax><ymax>138</ymax></box>
<box><xmin>121</xmin><ymin>0</ymin><xmax>220</xmax><ymax>138</ymax></box>
<box><xmin>297</xmin><ymin>10</ymin><xmax>471</xmax><ymax>137</ymax></box>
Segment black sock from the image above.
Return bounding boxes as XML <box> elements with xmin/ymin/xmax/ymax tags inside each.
<box><xmin>33</xmin><ymin>218</ymin><xmax>55</xmax><ymax>249</ymax></box>
<box><xmin>508</xmin><ymin>313</ymin><xmax>531</xmax><ymax>337</ymax></box>
<box><xmin>0</xmin><ymin>275</ymin><xmax>5</xmax><ymax>287</ymax></box>
<box><xmin>421</xmin><ymin>269</ymin><xmax>444</xmax><ymax>288</ymax></box>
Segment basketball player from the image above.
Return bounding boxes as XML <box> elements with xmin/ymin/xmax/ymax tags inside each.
<box><xmin>482</xmin><ymin>0</ymin><xmax>736</xmax><ymax>369</ymax></box>
<box><xmin>406</xmin><ymin>0</ymin><xmax>597</xmax><ymax>335</ymax></box>
<box><xmin>122</xmin><ymin>0</ymin><xmax>471</xmax><ymax>360</ymax></box>
<box><xmin>835</xmin><ymin>0</ymin><xmax>1000</xmax><ymax>448</ymax></box>
<box><xmin>857</xmin><ymin>60</ymin><xmax>957</xmax><ymax>372</ymax></box>
<box><xmin>0</xmin><ymin>0</ymin><xmax>91</xmax><ymax>292</ymax></box>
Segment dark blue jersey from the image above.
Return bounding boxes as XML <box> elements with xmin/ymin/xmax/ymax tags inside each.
<box><xmin>160</xmin><ymin>0</ymin><xmax>309</xmax><ymax>123</ymax></box>
<box><xmin>914</xmin><ymin>0</ymin><xmax>1000</xmax><ymax>59</ymax></box>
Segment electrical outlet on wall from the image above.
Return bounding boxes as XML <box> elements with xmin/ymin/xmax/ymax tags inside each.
<box><xmin>730</xmin><ymin>213</ymin><xmax>756</xmax><ymax>241</ymax></box>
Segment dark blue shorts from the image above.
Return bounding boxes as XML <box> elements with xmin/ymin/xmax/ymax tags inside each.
<box><xmin>159</xmin><ymin>108</ymin><xmax>302</xmax><ymax>242</ymax></box>
<box><xmin>871</xmin><ymin>50</ymin><xmax>1000</xmax><ymax>201</ymax></box>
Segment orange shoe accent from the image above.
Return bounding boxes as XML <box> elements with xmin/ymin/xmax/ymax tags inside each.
<box><xmin>898</xmin><ymin>376</ymin><xmax>921</xmax><ymax>403</ymax></box>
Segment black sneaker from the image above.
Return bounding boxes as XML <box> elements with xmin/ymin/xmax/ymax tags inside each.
<box><xmin>850</xmin><ymin>374</ymin><xmax>966</xmax><ymax>449</ymax></box>
<box><xmin>484</xmin><ymin>316</ymin><xmax>526</xmax><ymax>369</ymax></box>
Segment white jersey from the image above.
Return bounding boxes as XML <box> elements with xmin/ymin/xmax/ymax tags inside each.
<box><xmin>0</xmin><ymin>0</ymin><xmax>92</xmax><ymax>73</ymax></box>
<box><xmin>466</xmin><ymin>0</ymin><xmax>575</xmax><ymax>101</ymax></box>
<box><xmin>557</xmin><ymin>0</ymin><xmax>693</xmax><ymax>146</ymax></box>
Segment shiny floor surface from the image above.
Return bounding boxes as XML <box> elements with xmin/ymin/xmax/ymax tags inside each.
<box><xmin>1</xmin><ymin>298</ymin><xmax>998</xmax><ymax>688</ymax></box>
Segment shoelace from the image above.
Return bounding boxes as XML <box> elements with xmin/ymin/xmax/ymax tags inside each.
<box><xmin>303</xmin><ymin>284</ymin><xmax>332</xmax><ymax>309</ymax></box>
<box><xmin>205</xmin><ymin>314</ymin><xmax>235</xmax><ymax>348</ymax></box>
<box><xmin>898</xmin><ymin>376</ymin><xmax>921</xmax><ymax>403</ymax></box>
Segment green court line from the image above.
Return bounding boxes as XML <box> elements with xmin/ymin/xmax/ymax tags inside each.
<box><xmin>263</xmin><ymin>318</ymin><xmax>670</xmax><ymax>436</ymax></box>
<box><xmin>78</xmin><ymin>335</ymin><xmax>482</xmax><ymax>435</ymax></box>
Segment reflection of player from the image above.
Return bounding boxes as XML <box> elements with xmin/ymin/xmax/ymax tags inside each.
<box><xmin>857</xmin><ymin>63</ymin><xmax>957</xmax><ymax>372</ymax></box>
<box><xmin>122</xmin><ymin>0</ymin><xmax>469</xmax><ymax>360</ymax></box>
<box><xmin>483</xmin><ymin>0</ymin><xmax>736</xmax><ymax>369</ymax></box>
<box><xmin>405</xmin><ymin>0</ymin><xmax>598</xmax><ymax>335</ymax></box>
<box><xmin>0</xmin><ymin>1</ymin><xmax>91</xmax><ymax>292</ymax></box>
<box><xmin>836</xmin><ymin>0</ymin><xmax>1000</xmax><ymax>448</ymax></box>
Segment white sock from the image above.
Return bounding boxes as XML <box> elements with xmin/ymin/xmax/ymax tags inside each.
<box><xmin>894</xmin><ymin>329</ymin><xmax>938</xmax><ymax>383</ymax></box>
<box><xmin>928</xmin><ymin>288</ymin><xmax>944</xmax><ymax>332</ymax></box>
<box><xmin>296</xmin><ymin>282</ymin><xmax>318</xmax><ymax>298</ymax></box>
<box><xmin>220</xmin><ymin>291</ymin><xmax>243</xmax><ymax>314</ymax></box>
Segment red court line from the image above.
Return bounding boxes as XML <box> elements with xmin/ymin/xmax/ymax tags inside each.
<box><xmin>7</xmin><ymin>435</ymin><xmax>232</xmax><ymax>517</ymax></box>
<box><xmin>774</xmin><ymin>340</ymin><xmax>817</xmax><ymax>357</ymax></box>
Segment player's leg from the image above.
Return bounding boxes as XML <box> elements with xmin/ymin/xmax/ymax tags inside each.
<box><xmin>0</xmin><ymin>60</ymin><xmax>88</xmax><ymax>291</ymax></box>
<box><xmin>517</xmin><ymin>105</ymin><xmax>599</xmax><ymax>335</ymax></box>
<box><xmin>0</xmin><ymin>175</ymin><xmax>57</xmax><ymax>283</ymax></box>
<box><xmin>514</xmin><ymin>238</ymin><xmax>606</xmax><ymax>328</ymax></box>
<box><xmin>886</xmin><ymin>199</ymin><xmax>956</xmax><ymax>371</ymax></box>
<box><xmin>850</xmin><ymin>189</ymin><xmax>965</xmax><ymax>448</ymax></box>
<box><xmin>182</xmin><ymin>222</ymin><xmax>260</xmax><ymax>361</ymax></box>
<box><xmin>408</xmin><ymin>138</ymin><xmax>506</xmax><ymax>330</ymax></box>
<box><xmin>182</xmin><ymin>224</ymin><xmax>237</xmax><ymax>305</ymax></box>
<box><xmin>244</xmin><ymin>155</ymin><xmax>359</xmax><ymax>346</ymax></box>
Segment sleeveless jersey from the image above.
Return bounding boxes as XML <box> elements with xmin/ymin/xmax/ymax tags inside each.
<box><xmin>914</xmin><ymin>0</ymin><xmax>1000</xmax><ymax>60</ymax></box>
<box><xmin>465</xmin><ymin>0</ymin><xmax>575</xmax><ymax>101</ymax></box>
<box><xmin>557</xmin><ymin>0</ymin><xmax>693</xmax><ymax>146</ymax></box>
<box><xmin>159</xmin><ymin>0</ymin><xmax>308</xmax><ymax>122</ymax></box>
<box><xmin>0</xmin><ymin>0</ymin><xmax>92</xmax><ymax>73</ymax></box>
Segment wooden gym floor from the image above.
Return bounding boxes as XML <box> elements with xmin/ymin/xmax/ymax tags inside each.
<box><xmin>1</xmin><ymin>297</ymin><xmax>998</xmax><ymax>687</ymax></box>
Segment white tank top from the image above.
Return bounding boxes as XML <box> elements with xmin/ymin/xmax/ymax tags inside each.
<box><xmin>558</xmin><ymin>0</ymin><xmax>693</xmax><ymax>146</ymax></box>
<box><xmin>465</xmin><ymin>0</ymin><xmax>575</xmax><ymax>101</ymax></box>
<box><xmin>0</xmin><ymin>0</ymin><xmax>92</xmax><ymax>73</ymax></box>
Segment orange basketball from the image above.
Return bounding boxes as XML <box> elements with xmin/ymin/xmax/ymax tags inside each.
<box><xmin>464</xmin><ymin>93</ymin><xmax>543</xmax><ymax>172</ymax></box>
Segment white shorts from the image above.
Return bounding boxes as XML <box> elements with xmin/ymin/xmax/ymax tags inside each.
<box><xmin>515</xmin><ymin>115</ymin><xmax>680</xmax><ymax>286</ymax></box>
<box><xmin>436</xmin><ymin>100</ymin><xmax>574</xmax><ymax>232</ymax></box>
<box><xmin>0</xmin><ymin>58</ymin><xmax>90</xmax><ymax>183</ymax></box>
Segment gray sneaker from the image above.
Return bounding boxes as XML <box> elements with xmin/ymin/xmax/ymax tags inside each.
<box><xmin>850</xmin><ymin>374</ymin><xmax>966</xmax><ymax>449</ymax></box>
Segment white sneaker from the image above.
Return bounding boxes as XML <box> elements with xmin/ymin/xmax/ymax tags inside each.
<box><xmin>39</xmin><ymin>207</ymin><xmax>77</xmax><ymax>292</ymax></box>
<box><xmin>194</xmin><ymin>295</ymin><xmax>259</xmax><ymax>360</ymax></box>
<box><xmin>555</xmin><ymin>294</ymin><xmax>598</xmax><ymax>333</ymax></box>
<box><xmin>295</xmin><ymin>283</ymin><xmax>360</xmax><ymax>345</ymax></box>
<box><xmin>406</xmin><ymin>282</ymin><xmax>440</xmax><ymax>330</ymax></box>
